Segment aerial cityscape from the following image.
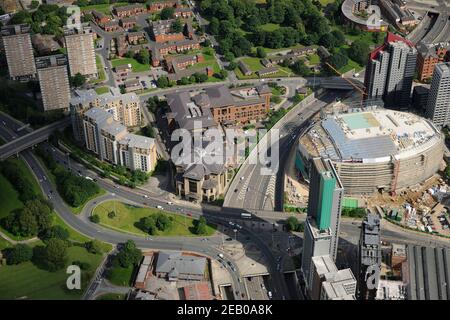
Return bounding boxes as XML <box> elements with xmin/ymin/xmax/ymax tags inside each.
<box><xmin>0</xmin><ymin>0</ymin><xmax>450</xmax><ymax>305</ymax></box>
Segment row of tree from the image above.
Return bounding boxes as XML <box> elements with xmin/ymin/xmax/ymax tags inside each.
<box><xmin>0</xmin><ymin>161</ymin><xmax>38</xmax><ymax>203</ymax></box>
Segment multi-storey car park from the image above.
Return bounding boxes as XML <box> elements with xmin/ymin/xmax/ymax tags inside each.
<box><xmin>296</xmin><ymin>107</ymin><xmax>444</xmax><ymax>195</ymax></box>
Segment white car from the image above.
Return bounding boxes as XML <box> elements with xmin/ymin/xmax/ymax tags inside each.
<box><xmin>143</xmin><ymin>195</ymin><xmax>149</xmax><ymax>198</ymax></box>
<box><xmin>167</xmin><ymin>201</ymin><xmax>173</xmax><ymax>205</ymax></box>
<box><xmin>218</xmin><ymin>253</ymin><xmax>224</xmax><ymax>259</ymax></box>
<box><xmin>156</xmin><ymin>205</ymin><xmax>164</xmax><ymax>210</ymax></box>
<box><xmin>229</xmin><ymin>221</ymin><xmax>235</xmax><ymax>226</ymax></box>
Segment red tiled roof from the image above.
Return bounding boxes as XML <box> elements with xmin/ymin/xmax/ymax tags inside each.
<box><xmin>369</xmin><ymin>32</ymin><xmax>415</xmax><ymax>60</ymax></box>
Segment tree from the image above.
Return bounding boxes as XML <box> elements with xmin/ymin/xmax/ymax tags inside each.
<box><xmin>194</xmin><ymin>216</ymin><xmax>207</xmax><ymax>235</ymax></box>
<box><xmin>328</xmin><ymin>51</ymin><xmax>348</xmax><ymax>70</ymax></box>
<box><xmin>156</xmin><ymin>76</ymin><xmax>169</xmax><ymax>88</ymax></box>
<box><xmin>30</xmin><ymin>0</ymin><xmax>39</xmax><ymax>9</ymax></box>
<box><xmin>226</xmin><ymin>61</ymin><xmax>237</xmax><ymax>71</ymax></box>
<box><xmin>292</xmin><ymin>59</ymin><xmax>310</xmax><ymax>76</ymax></box>
<box><xmin>286</xmin><ymin>216</ymin><xmax>299</xmax><ymax>232</ymax></box>
<box><xmin>117</xmin><ymin>240</ymin><xmax>142</xmax><ymax>268</ymax></box>
<box><xmin>319</xmin><ymin>33</ymin><xmax>337</xmax><ymax>49</ymax></box>
<box><xmin>215</xmin><ymin>69</ymin><xmax>228</xmax><ymax>79</ymax></box>
<box><xmin>5</xmin><ymin>244</ymin><xmax>33</xmax><ymax>265</ymax></box>
<box><xmin>139</xmin><ymin>216</ymin><xmax>157</xmax><ymax>235</ymax></box>
<box><xmin>445</xmin><ymin>165</ymin><xmax>450</xmax><ymax>180</ymax></box>
<box><xmin>208</xmin><ymin>17</ymin><xmax>220</xmax><ymax>35</ymax></box>
<box><xmin>40</xmin><ymin>225</ymin><xmax>70</xmax><ymax>242</ymax></box>
<box><xmin>90</xmin><ymin>214</ymin><xmax>100</xmax><ymax>223</ymax></box>
<box><xmin>70</xmin><ymin>73</ymin><xmax>86</xmax><ymax>88</ymax></box>
<box><xmin>348</xmin><ymin>39</ymin><xmax>371</xmax><ymax>66</ymax></box>
<box><xmin>85</xmin><ymin>240</ymin><xmax>103</xmax><ymax>254</ymax></box>
<box><xmin>34</xmin><ymin>238</ymin><xmax>68</xmax><ymax>271</ymax></box>
<box><xmin>155</xmin><ymin>213</ymin><xmax>172</xmax><ymax>231</ymax></box>
<box><xmin>160</xmin><ymin>7</ymin><xmax>174</xmax><ymax>19</ymax></box>
<box><xmin>256</xmin><ymin>47</ymin><xmax>266</xmax><ymax>58</ymax></box>
<box><xmin>135</xmin><ymin>49</ymin><xmax>150</xmax><ymax>65</ymax></box>
<box><xmin>171</xmin><ymin>18</ymin><xmax>183</xmax><ymax>33</ymax></box>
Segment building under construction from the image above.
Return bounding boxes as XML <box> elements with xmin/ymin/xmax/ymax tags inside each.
<box><xmin>296</xmin><ymin>107</ymin><xmax>444</xmax><ymax>195</ymax></box>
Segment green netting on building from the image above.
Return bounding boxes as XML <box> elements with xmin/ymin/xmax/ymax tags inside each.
<box><xmin>343</xmin><ymin>197</ymin><xmax>359</xmax><ymax>209</ymax></box>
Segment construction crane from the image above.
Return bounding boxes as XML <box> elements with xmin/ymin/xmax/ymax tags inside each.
<box><xmin>324</xmin><ymin>62</ymin><xmax>368</xmax><ymax>105</ymax></box>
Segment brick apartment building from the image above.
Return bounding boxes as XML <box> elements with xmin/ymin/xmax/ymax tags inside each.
<box><xmin>91</xmin><ymin>10</ymin><xmax>110</xmax><ymax>24</ymax></box>
<box><xmin>103</xmin><ymin>20</ymin><xmax>120</xmax><ymax>32</ymax></box>
<box><xmin>151</xmin><ymin>39</ymin><xmax>200</xmax><ymax>67</ymax></box>
<box><xmin>151</xmin><ymin>19</ymin><xmax>185</xmax><ymax>43</ymax></box>
<box><xmin>70</xmin><ymin>88</ymin><xmax>141</xmax><ymax>142</ymax></box>
<box><xmin>148</xmin><ymin>0</ymin><xmax>182</xmax><ymax>13</ymax></box>
<box><xmin>416</xmin><ymin>42</ymin><xmax>448</xmax><ymax>82</ymax></box>
<box><xmin>165</xmin><ymin>54</ymin><xmax>204</xmax><ymax>73</ymax></box>
<box><xmin>120</xmin><ymin>16</ymin><xmax>137</xmax><ymax>29</ymax></box>
<box><xmin>113</xmin><ymin>4</ymin><xmax>146</xmax><ymax>18</ymax></box>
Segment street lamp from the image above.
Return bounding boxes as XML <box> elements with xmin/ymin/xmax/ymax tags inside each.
<box><xmin>233</xmin><ymin>229</ymin><xmax>238</xmax><ymax>241</ymax></box>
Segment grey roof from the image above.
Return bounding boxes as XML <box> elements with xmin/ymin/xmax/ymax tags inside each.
<box><xmin>257</xmin><ymin>66</ymin><xmax>279</xmax><ymax>75</ymax></box>
<box><xmin>204</xmin><ymin>86</ymin><xmax>235</xmax><ymax>108</ymax></box>
<box><xmin>166</xmin><ymin>91</ymin><xmax>216</xmax><ymax>131</ymax></box>
<box><xmin>155</xmin><ymin>251</ymin><xmax>206</xmax><ymax>277</ymax></box>
<box><xmin>322</xmin><ymin>117</ymin><xmax>397</xmax><ymax>160</ymax></box>
<box><xmin>407</xmin><ymin>245</ymin><xmax>450</xmax><ymax>300</ymax></box>
<box><xmin>238</xmin><ymin>60</ymin><xmax>252</xmax><ymax>75</ymax></box>
<box><xmin>84</xmin><ymin>106</ymin><xmax>112</xmax><ymax>123</ymax></box>
<box><xmin>119</xmin><ymin>133</ymin><xmax>154</xmax><ymax>150</ymax></box>
<box><xmin>70</xmin><ymin>88</ymin><xmax>138</xmax><ymax>107</ymax></box>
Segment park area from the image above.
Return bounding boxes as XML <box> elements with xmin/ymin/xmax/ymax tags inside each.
<box><xmin>111</xmin><ymin>57</ymin><xmax>149</xmax><ymax>73</ymax></box>
<box><xmin>0</xmin><ymin>245</ymin><xmax>103</xmax><ymax>300</ymax></box>
<box><xmin>93</xmin><ymin>201</ymin><xmax>216</xmax><ymax>237</ymax></box>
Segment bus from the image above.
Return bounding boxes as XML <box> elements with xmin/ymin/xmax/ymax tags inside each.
<box><xmin>241</xmin><ymin>213</ymin><xmax>252</xmax><ymax>219</ymax></box>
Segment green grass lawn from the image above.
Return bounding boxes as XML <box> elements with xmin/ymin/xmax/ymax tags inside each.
<box><xmin>235</xmin><ymin>56</ymin><xmax>294</xmax><ymax>79</ymax></box>
<box><xmin>106</xmin><ymin>264</ymin><xmax>135</xmax><ymax>286</ymax></box>
<box><xmin>338</xmin><ymin>57</ymin><xmax>363</xmax><ymax>74</ymax></box>
<box><xmin>96</xmin><ymin>293</ymin><xmax>127</xmax><ymax>300</ymax></box>
<box><xmin>111</xmin><ymin>57</ymin><xmax>149</xmax><ymax>73</ymax></box>
<box><xmin>308</xmin><ymin>53</ymin><xmax>321</xmax><ymax>65</ymax></box>
<box><xmin>90</xmin><ymin>55</ymin><xmax>106</xmax><ymax>85</ymax></box>
<box><xmin>80</xmin><ymin>2</ymin><xmax>129</xmax><ymax>14</ymax></box>
<box><xmin>95</xmin><ymin>86</ymin><xmax>110</xmax><ymax>95</ymax></box>
<box><xmin>0</xmin><ymin>174</ymin><xmax>23</xmax><ymax>220</ymax></box>
<box><xmin>259</xmin><ymin>23</ymin><xmax>280</xmax><ymax>32</ymax></box>
<box><xmin>70</xmin><ymin>188</ymin><xmax>107</xmax><ymax>215</ymax></box>
<box><xmin>0</xmin><ymin>246</ymin><xmax>103</xmax><ymax>300</ymax></box>
<box><xmin>93</xmin><ymin>201</ymin><xmax>216</xmax><ymax>237</ymax></box>
<box><xmin>0</xmin><ymin>237</ymin><xmax>12</xmax><ymax>250</ymax></box>
<box><xmin>0</xmin><ymin>158</ymin><xmax>42</xmax><ymax>241</ymax></box>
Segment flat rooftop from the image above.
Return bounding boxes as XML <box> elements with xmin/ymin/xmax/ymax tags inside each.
<box><xmin>301</xmin><ymin>108</ymin><xmax>441</xmax><ymax>163</ymax></box>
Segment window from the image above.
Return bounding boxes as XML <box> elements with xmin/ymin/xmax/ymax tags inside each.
<box><xmin>188</xmin><ymin>180</ymin><xmax>197</xmax><ymax>193</ymax></box>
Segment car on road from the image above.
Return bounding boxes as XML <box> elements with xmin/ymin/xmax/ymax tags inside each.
<box><xmin>268</xmin><ymin>291</ymin><xmax>273</xmax><ymax>299</ymax></box>
<box><xmin>229</xmin><ymin>221</ymin><xmax>235</xmax><ymax>226</ymax></box>
<box><xmin>225</xmin><ymin>237</ymin><xmax>233</xmax><ymax>241</ymax></box>
<box><xmin>167</xmin><ymin>201</ymin><xmax>173</xmax><ymax>205</ymax></box>
<box><xmin>240</xmin><ymin>176</ymin><xmax>245</xmax><ymax>181</ymax></box>
<box><xmin>218</xmin><ymin>253</ymin><xmax>224</xmax><ymax>259</ymax></box>
<box><xmin>156</xmin><ymin>205</ymin><xmax>164</xmax><ymax>210</ymax></box>
<box><xmin>143</xmin><ymin>195</ymin><xmax>149</xmax><ymax>198</ymax></box>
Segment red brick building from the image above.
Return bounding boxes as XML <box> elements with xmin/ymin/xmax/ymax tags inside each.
<box><xmin>120</xmin><ymin>16</ymin><xmax>137</xmax><ymax>30</ymax></box>
<box><xmin>103</xmin><ymin>20</ymin><xmax>120</xmax><ymax>32</ymax></box>
<box><xmin>416</xmin><ymin>43</ymin><xmax>448</xmax><ymax>82</ymax></box>
<box><xmin>148</xmin><ymin>0</ymin><xmax>182</xmax><ymax>13</ymax></box>
<box><xmin>114</xmin><ymin>4</ymin><xmax>146</xmax><ymax>18</ymax></box>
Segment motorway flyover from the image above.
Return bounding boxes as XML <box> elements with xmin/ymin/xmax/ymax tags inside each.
<box><xmin>0</xmin><ymin>116</ymin><xmax>70</xmax><ymax>161</ymax></box>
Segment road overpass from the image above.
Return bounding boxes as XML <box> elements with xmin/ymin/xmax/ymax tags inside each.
<box><xmin>0</xmin><ymin>117</ymin><xmax>70</xmax><ymax>161</ymax></box>
<box><xmin>306</xmin><ymin>77</ymin><xmax>364</xmax><ymax>90</ymax></box>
